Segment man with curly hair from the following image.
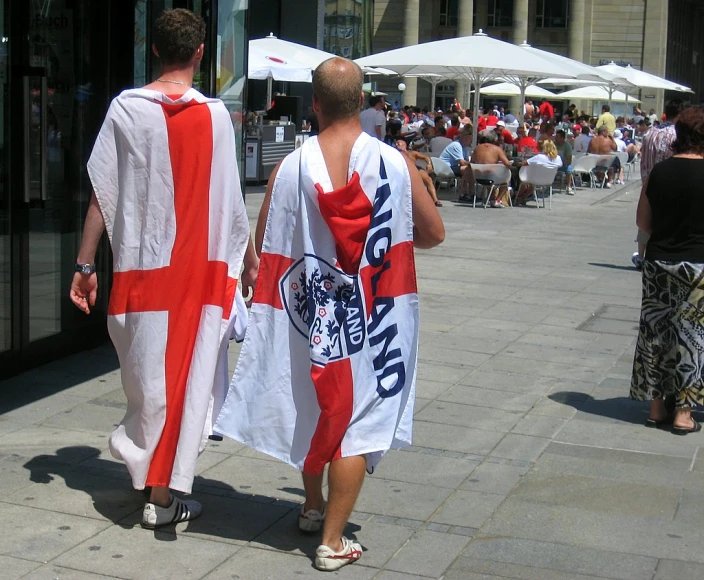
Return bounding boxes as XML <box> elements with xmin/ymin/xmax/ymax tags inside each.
<box><xmin>70</xmin><ymin>9</ymin><xmax>258</xmax><ymax>528</ymax></box>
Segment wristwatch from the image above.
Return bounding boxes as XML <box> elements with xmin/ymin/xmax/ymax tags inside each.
<box><xmin>74</xmin><ymin>263</ymin><xmax>96</xmax><ymax>275</ymax></box>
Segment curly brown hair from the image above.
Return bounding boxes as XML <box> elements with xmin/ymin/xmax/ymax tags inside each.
<box><xmin>153</xmin><ymin>9</ymin><xmax>206</xmax><ymax>66</ymax></box>
<box><xmin>671</xmin><ymin>106</ymin><xmax>704</xmax><ymax>156</ymax></box>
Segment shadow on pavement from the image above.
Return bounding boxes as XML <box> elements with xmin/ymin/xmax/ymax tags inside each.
<box><xmin>0</xmin><ymin>345</ymin><xmax>119</xmax><ymax>414</ymax></box>
<box><xmin>22</xmin><ymin>446</ymin><xmax>361</xmax><ymax>556</ymax></box>
<box><xmin>548</xmin><ymin>392</ymin><xmax>647</xmax><ymax>424</ymax></box>
<box><xmin>549</xmin><ymin>392</ymin><xmax>704</xmax><ymax>426</ymax></box>
<box><xmin>588</xmin><ymin>262</ymin><xmax>639</xmax><ymax>272</ymax></box>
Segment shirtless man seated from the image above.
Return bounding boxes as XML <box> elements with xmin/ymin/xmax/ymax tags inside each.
<box><xmin>396</xmin><ymin>139</ymin><xmax>442</xmax><ymax>206</ymax></box>
<box><xmin>470</xmin><ymin>132</ymin><xmax>512</xmax><ymax>208</ymax></box>
<box><xmin>587</xmin><ymin>125</ymin><xmax>618</xmax><ymax>188</ymax></box>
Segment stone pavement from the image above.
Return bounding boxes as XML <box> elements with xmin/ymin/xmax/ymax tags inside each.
<box><xmin>1</xmin><ymin>176</ymin><xmax>702</xmax><ymax>580</ymax></box>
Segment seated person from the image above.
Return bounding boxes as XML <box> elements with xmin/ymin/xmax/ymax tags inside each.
<box><xmin>493</xmin><ymin>120</ymin><xmax>515</xmax><ymax>145</ymax></box>
<box><xmin>516</xmin><ymin>140</ymin><xmax>562</xmax><ymax>205</ymax></box>
<box><xmin>429</xmin><ymin>125</ymin><xmax>453</xmax><ymax>154</ymax></box>
<box><xmin>554</xmin><ymin>129</ymin><xmax>575</xmax><ymax>195</ymax></box>
<box><xmin>439</xmin><ymin>126</ymin><xmax>475</xmax><ymax>200</ymax></box>
<box><xmin>469</xmin><ymin>132</ymin><xmax>512</xmax><ymax>208</ymax></box>
<box><xmin>573</xmin><ymin>123</ymin><xmax>591</xmax><ymax>154</ymax></box>
<box><xmin>445</xmin><ymin>114</ymin><xmax>461</xmax><ymax>140</ymax></box>
<box><xmin>396</xmin><ymin>139</ymin><xmax>442</xmax><ymax>207</ymax></box>
<box><xmin>516</xmin><ymin>124</ymin><xmax>539</xmax><ymax>154</ymax></box>
<box><xmin>588</xmin><ymin>125</ymin><xmax>618</xmax><ymax>187</ymax></box>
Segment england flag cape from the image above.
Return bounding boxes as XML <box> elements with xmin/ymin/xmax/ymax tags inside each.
<box><xmin>88</xmin><ymin>88</ymin><xmax>250</xmax><ymax>493</ymax></box>
<box><xmin>215</xmin><ymin>131</ymin><xmax>419</xmax><ymax>474</ymax></box>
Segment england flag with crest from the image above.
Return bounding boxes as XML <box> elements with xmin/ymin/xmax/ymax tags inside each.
<box><xmin>215</xmin><ymin>132</ymin><xmax>419</xmax><ymax>474</ymax></box>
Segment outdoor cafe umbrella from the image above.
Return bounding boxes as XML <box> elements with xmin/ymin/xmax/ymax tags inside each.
<box><xmin>355</xmin><ymin>31</ymin><xmax>578</xmax><ymax>146</ymax></box>
<box><xmin>556</xmin><ymin>85</ymin><xmax>640</xmax><ymax>103</ymax></box>
<box><xmin>596</xmin><ymin>62</ymin><xmax>692</xmax><ymax>93</ymax></box>
<box><xmin>478</xmin><ymin>82</ymin><xmax>555</xmax><ymax>98</ymax></box>
<box><xmin>513</xmin><ymin>43</ymin><xmax>629</xmax><ymax>121</ymax></box>
<box><xmin>248</xmin><ymin>34</ymin><xmax>335</xmax><ymax>106</ymax></box>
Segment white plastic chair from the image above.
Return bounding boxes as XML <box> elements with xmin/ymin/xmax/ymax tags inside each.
<box><xmin>518</xmin><ymin>164</ymin><xmax>559</xmax><ymax>209</ymax></box>
<box><xmin>624</xmin><ymin>153</ymin><xmax>639</xmax><ymax>180</ymax></box>
<box><xmin>590</xmin><ymin>154</ymin><xmax>618</xmax><ymax>188</ymax></box>
<box><xmin>571</xmin><ymin>154</ymin><xmax>601</xmax><ymax>188</ymax></box>
<box><xmin>470</xmin><ymin>163</ymin><xmax>512</xmax><ymax>208</ymax></box>
<box><xmin>431</xmin><ymin>157</ymin><xmax>458</xmax><ymax>192</ymax></box>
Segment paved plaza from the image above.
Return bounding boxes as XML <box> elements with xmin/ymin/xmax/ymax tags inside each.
<box><xmin>1</xmin><ymin>177</ymin><xmax>702</xmax><ymax>580</ymax></box>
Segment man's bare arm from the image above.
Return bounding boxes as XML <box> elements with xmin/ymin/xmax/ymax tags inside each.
<box><xmin>404</xmin><ymin>156</ymin><xmax>445</xmax><ymax>249</ymax></box>
<box><xmin>70</xmin><ymin>192</ymin><xmax>105</xmax><ymax>314</ymax></box>
<box><xmin>255</xmin><ymin>160</ymin><xmax>284</xmax><ymax>255</ymax></box>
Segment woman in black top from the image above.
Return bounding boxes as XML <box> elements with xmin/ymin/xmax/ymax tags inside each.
<box><xmin>632</xmin><ymin>106</ymin><xmax>704</xmax><ymax>435</ymax></box>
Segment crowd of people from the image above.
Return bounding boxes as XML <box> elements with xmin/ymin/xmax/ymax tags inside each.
<box><xmin>354</xmin><ymin>94</ymin><xmax>669</xmax><ymax>206</ymax></box>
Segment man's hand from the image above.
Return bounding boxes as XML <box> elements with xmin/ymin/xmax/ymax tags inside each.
<box><xmin>241</xmin><ymin>257</ymin><xmax>259</xmax><ymax>307</ymax></box>
<box><xmin>70</xmin><ymin>272</ymin><xmax>98</xmax><ymax>315</ymax></box>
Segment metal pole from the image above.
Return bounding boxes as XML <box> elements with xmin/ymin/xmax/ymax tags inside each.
<box><xmin>266</xmin><ymin>76</ymin><xmax>273</xmax><ymax>109</ymax></box>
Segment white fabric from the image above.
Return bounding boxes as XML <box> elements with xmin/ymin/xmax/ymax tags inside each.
<box><xmin>527</xmin><ymin>153</ymin><xmax>563</xmax><ymax>169</ymax></box>
<box><xmin>216</xmin><ymin>132</ymin><xmax>418</xmax><ymax>473</ymax></box>
<box><xmin>614</xmin><ymin>138</ymin><xmax>627</xmax><ymax>152</ymax></box>
<box><xmin>248</xmin><ymin>36</ymin><xmax>334</xmax><ymax>82</ymax></box>
<box><xmin>360</xmin><ymin>107</ymin><xmax>386</xmax><ymax>139</ymax></box>
<box><xmin>88</xmin><ymin>88</ymin><xmax>250</xmax><ymax>493</ymax></box>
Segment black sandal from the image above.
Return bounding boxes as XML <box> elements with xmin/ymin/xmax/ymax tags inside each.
<box><xmin>458</xmin><ymin>195</ymin><xmax>472</xmax><ymax>203</ymax></box>
<box><xmin>672</xmin><ymin>418</ymin><xmax>702</xmax><ymax>436</ymax></box>
<box><xmin>645</xmin><ymin>417</ymin><xmax>672</xmax><ymax>428</ymax></box>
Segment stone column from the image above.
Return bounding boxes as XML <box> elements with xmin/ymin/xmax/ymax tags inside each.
<box><xmin>568</xmin><ymin>0</ymin><xmax>587</xmax><ymax>115</ymax></box>
<box><xmin>455</xmin><ymin>0</ymin><xmax>474</xmax><ymax>107</ymax></box>
<box><xmin>642</xmin><ymin>0</ymin><xmax>668</xmax><ymax>115</ymax></box>
<box><xmin>568</xmin><ymin>0</ymin><xmax>585</xmax><ymax>62</ymax></box>
<box><xmin>403</xmin><ymin>0</ymin><xmax>420</xmax><ymax>106</ymax></box>
<box><xmin>475</xmin><ymin>0</ymin><xmax>488</xmax><ymax>32</ymax></box>
<box><xmin>512</xmin><ymin>0</ymin><xmax>529</xmax><ymax>44</ymax></box>
<box><xmin>509</xmin><ymin>0</ymin><xmax>530</xmax><ymax>115</ymax></box>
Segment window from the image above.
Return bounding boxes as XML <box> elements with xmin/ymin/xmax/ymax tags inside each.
<box><xmin>536</xmin><ymin>0</ymin><xmax>569</xmax><ymax>28</ymax></box>
<box><xmin>488</xmin><ymin>0</ymin><xmax>513</xmax><ymax>27</ymax></box>
<box><xmin>439</xmin><ymin>0</ymin><xmax>459</xmax><ymax>27</ymax></box>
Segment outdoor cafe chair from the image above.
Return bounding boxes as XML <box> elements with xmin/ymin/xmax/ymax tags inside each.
<box><xmin>624</xmin><ymin>153</ymin><xmax>639</xmax><ymax>180</ymax></box>
<box><xmin>431</xmin><ymin>157</ymin><xmax>458</xmax><ymax>193</ymax></box>
<box><xmin>589</xmin><ymin>154</ymin><xmax>618</xmax><ymax>188</ymax></box>
<box><xmin>470</xmin><ymin>163</ymin><xmax>512</xmax><ymax>208</ymax></box>
<box><xmin>518</xmin><ymin>164</ymin><xmax>559</xmax><ymax>209</ymax></box>
<box><xmin>571</xmin><ymin>154</ymin><xmax>602</xmax><ymax>189</ymax></box>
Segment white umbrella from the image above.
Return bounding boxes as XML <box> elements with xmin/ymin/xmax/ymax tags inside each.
<box><xmin>249</xmin><ymin>34</ymin><xmax>335</xmax><ymax>105</ymax></box>
<box><xmin>514</xmin><ymin>43</ymin><xmax>631</xmax><ymax>117</ymax></box>
<box><xmin>557</xmin><ymin>86</ymin><xmax>640</xmax><ymax>103</ymax></box>
<box><xmin>478</xmin><ymin>82</ymin><xmax>555</xmax><ymax>98</ymax></box>
<box><xmin>355</xmin><ymin>31</ymin><xmax>578</xmax><ymax>146</ymax></box>
<box><xmin>596</xmin><ymin>62</ymin><xmax>692</xmax><ymax>93</ymax></box>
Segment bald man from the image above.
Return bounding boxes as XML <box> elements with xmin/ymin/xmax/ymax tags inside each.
<box><xmin>216</xmin><ymin>57</ymin><xmax>444</xmax><ymax>571</ymax></box>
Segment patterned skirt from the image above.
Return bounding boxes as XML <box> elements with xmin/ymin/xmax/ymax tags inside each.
<box><xmin>630</xmin><ymin>260</ymin><xmax>704</xmax><ymax>408</ymax></box>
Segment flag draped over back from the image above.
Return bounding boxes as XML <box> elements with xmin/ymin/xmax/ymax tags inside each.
<box><xmin>88</xmin><ymin>89</ymin><xmax>250</xmax><ymax>493</ymax></box>
<box><xmin>215</xmin><ymin>132</ymin><xmax>419</xmax><ymax>474</ymax></box>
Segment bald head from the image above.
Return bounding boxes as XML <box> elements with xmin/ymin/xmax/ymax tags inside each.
<box><xmin>312</xmin><ymin>57</ymin><xmax>364</xmax><ymax>122</ymax></box>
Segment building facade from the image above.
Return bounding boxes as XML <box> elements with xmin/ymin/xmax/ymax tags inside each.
<box><xmin>0</xmin><ymin>0</ymin><xmax>248</xmax><ymax>378</ymax></box>
<box><xmin>371</xmin><ymin>0</ymin><xmax>698</xmax><ymax>115</ymax></box>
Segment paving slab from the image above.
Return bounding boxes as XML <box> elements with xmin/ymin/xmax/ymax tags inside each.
<box><xmin>0</xmin><ymin>555</ymin><xmax>41</xmax><ymax>580</ymax></box>
<box><xmin>411</xmin><ymin>420</ymin><xmax>506</xmax><ymax>456</ymax></box>
<box><xmin>429</xmin><ymin>489</ymin><xmax>505</xmax><ymax>528</ymax></box>
<box><xmin>374</xmin><ymin>448</ymin><xmax>479</xmax><ymax>489</ymax></box>
<box><xmin>0</xmin><ymin>504</ymin><xmax>110</xmax><ymax>562</ymax></box>
<box><xmin>383</xmin><ymin>529</ymin><xmax>471</xmax><ymax>578</ymax></box>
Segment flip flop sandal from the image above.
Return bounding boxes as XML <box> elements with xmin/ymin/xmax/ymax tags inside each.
<box><xmin>434</xmin><ymin>201</ymin><xmax>443</xmax><ymax>207</ymax></box>
<box><xmin>672</xmin><ymin>419</ymin><xmax>702</xmax><ymax>436</ymax></box>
